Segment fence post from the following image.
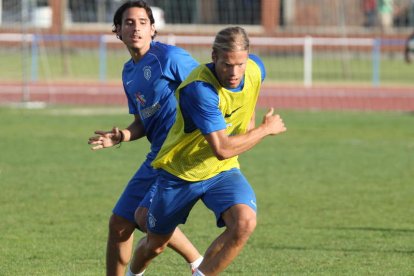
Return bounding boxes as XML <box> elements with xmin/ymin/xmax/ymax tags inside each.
<box><xmin>99</xmin><ymin>35</ymin><xmax>107</xmax><ymax>82</ymax></box>
<box><xmin>31</xmin><ymin>34</ymin><xmax>39</xmax><ymax>82</ymax></box>
<box><xmin>372</xmin><ymin>38</ymin><xmax>381</xmax><ymax>87</ymax></box>
<box><xmin>304</xmin><ymin>36</ymin><xmax>313</xmax><ymax>87</ymax></box>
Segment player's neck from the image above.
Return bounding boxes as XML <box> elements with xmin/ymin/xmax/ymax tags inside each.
<box><xmin>129</xmin><ymin>44</ymin><xmax>151</xmax><ymax>63</ymax></box>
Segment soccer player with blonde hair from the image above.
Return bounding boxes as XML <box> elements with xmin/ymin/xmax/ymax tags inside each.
<box><xmin>128</xmin><ymin>26</ymin><xmax>287</xmax><ymax>275</ymax></box>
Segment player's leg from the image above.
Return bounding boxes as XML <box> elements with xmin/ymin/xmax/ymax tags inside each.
<box><xmin>129</xmin><ymin>229</ymin><xmax>203</xmax><ymax>274</ymax></box>
<box><xmin>107</xmin><ymin>161</ymin><xmax>154</xmax><ymax>276</ymax></box>
<box><xmin>167</xmin><ymin>227</ymin><xmax>203</xmax><ymax>264</ymax></box>
<box><xmin>135</xmin><ymin>205</ymin><xmax>203</xmax><ymax>267</ymax></box>
<box><xmin>129</xmin><ymin>170</ymin><xmax>203</xmax><ymax>274</ymax></box>
<box><xmin>107</xmin><ymin>214</ymin><xmax>136</xmax><ymax>276</ymax></box>
<box><xmin>197</xmin><ymin>204</ymin><xmax>256</xmax><ymax>275</ymax></box>
<box><xmin>197</xmin><ymin>169</ymin><xmax>257</xmax><ymax>275</ymax></box>
<box><xmin>128</xmin><ymin>230</ymin><xmax>174</xmax><ymax>275</ymax></box>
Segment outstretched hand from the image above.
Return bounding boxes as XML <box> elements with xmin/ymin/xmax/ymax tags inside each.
<box><xmin>88</xmin><ymin>127</ymin><xmax>122</xmax><ymax>150</ymax></box>
<box><xmin>261</xmin><ymin>108</ymin><xmax>287</xmax><ymax>135</ymax></box>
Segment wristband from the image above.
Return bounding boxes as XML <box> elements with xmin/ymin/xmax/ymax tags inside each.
<box><xmin>117</xmin><ymin>130</ymin><xmax>124</xmax><ymax>148</ymax></box>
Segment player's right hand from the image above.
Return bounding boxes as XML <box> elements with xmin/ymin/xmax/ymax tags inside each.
<box><xmin>88</xmin><ymin>127</ymin><xmax>122</xmax><ymax>150</ymax></box>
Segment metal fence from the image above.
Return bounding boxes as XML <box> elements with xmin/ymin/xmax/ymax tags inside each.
<box><xmin>0</xmin><ymin>0</ymin><xmax>413</xmax><ymax>110</ymax></box>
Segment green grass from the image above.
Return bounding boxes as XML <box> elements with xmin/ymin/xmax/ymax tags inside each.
<box><xmin>0</xmin><ymin>106</ymin><xmax>413</xmax><ymax>275</ymax></box>
<box><xmin>1</xmin><ymin>49</ymin><xmax>413</xmax><ymax>86</ymax></box>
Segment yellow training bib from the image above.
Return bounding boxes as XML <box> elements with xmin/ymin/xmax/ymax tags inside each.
<box><xmin>152</xmin><ymin>58</ymin><xmax>261</xmax><ymax>181</ymax></box>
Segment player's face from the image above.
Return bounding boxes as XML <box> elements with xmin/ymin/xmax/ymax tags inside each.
<box><xmin>213</xmin><ymin>50</ymin><xmax>248</xmax><ymax>89</ymax></box>
<box><xmin>118</xmin><ymin>7</ymin><xmax>155</xmax><ymax>57</ymax></box>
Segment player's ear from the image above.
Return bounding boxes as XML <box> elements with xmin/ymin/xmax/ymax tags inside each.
<box><xmin>212</xmin><ymin>50</ymin><xmax>217</xmax><ymax>63</ymax></box>
<box><xmin>116</xmin><ymin>24</ymin><xmax>122</xmax><ymax>40</ymax></box>
<box><xmin>150</xmin><ymin>24</ymin><xmax>156</xmax><ymax>37</ymax></box>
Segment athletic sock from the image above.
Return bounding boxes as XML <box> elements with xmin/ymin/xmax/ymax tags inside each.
<box><xmin>189</xmin><ymin>256</ymin><xmax>204</xmax><ymax>272</ymax></box>
<box><xmin>126</xmin><ymin>266</ymin><xmax>145</xmax><ymax>276</ymax></box>
<box><xmin>192</xmin><ymin>268</ymin><xmax>206</xmax><ymax>276</ymax></box>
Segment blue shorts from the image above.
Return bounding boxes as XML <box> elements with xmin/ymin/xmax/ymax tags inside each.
<box><xmin>112</xmin><ymin>159</ymin><xmax>158</xmax><ymax>224</ymax></box>
<box><xmin>147</xmin><ymin>168</ymin><xmax>257</xmax><ymax>235</ymax></box>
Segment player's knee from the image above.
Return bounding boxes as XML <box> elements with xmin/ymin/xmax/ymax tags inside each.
<box><xmin>225</xmin><ymin>206</ymin><xmax>257</xmax><ymax>238</ymax></box>
<box><xmin>108</xmin><ymin>214</ymin><xmax>135</xmax><ymax>241</ymax></box>
<box><xmin>236</xmin><ymin>214</ymin><xmax>257</xmax><ymax>237</ymax></box>
<box><xmin>228</xmin><ymin>213</ymin><xmax>257</xmax><ymax>242</ymax></box>
<box><xmin>144</xmin><ymin>239</ymin><xmax>168</xmax><ymax>258</ymax></box>
<box><xmin>152</xmin><ymin>243</ymin><xmax>168</xmax><ymax>256</ymax></box>
<box><xmin>143</xmin><ymin>231</ymin><xmax>172</xmax><ymax>258</ymax></box>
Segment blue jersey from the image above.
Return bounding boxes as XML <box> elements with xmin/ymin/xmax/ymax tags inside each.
<box><xmin>122</xmin><ymin>41</ymin><xmax>199</xmax><ymax>160</ymax></box>
<box><xmin>180</xmin><ymin>54</ymin><xmax>265</xmax><ymax>135</ymax></box>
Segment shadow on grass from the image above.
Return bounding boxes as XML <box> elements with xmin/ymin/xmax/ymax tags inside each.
<box><xmin>271</xmin><ymin>245</ymin><xmax>414</xmax><ymax>255</ymax></box>
<box><xmin>272</xmin><ymin>226</ymin><xmax>414</xmax><ymax>255</ymax></box>
<box><xmin>326</xmin><ymin>226</ymin><xmax>414</xmax><ymax>234</ymax></box>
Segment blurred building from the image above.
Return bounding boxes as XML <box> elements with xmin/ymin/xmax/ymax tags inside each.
<box><xmin>0</xmin><ymin>0</ymin><xmax>413</xmax><ymax>35</ymax></box>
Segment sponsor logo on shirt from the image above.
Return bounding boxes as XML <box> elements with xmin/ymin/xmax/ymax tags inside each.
<box><xmin>141</xmin><ymin>103</ymin><xmax>161</xmax><ymax>119</ymax></box>
<box><xmin>135</xmin><ymin>92</ymin><xmax>146</xmax><ymax>106</ymax></box>
<box><xmin>224</xmin><ymin>106</ymin><xmax>242</xmax><ymax>118</ymax></box>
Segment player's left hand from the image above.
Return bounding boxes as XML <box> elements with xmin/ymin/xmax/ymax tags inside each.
<box><xmin>261</xmin><ymin>108</ymin><xmax>287</xmax><ymax>136</ymax></box>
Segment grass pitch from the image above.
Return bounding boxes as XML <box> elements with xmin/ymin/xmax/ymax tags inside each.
<box><xmin>0</xmin><ymin>106</ymin><xmax>413</xmax><ymax>275</ymax></box>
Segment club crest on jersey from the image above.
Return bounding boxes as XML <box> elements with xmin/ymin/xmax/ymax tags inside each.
<box><xmin>135</xmin><ymin>92</ymin><xmax>146</xmax><ymax>106</ymax></box>
<box><xmin>143</xmin><ymin>66</ymin><xmax>151</xmax><ymax>80</ymax></box>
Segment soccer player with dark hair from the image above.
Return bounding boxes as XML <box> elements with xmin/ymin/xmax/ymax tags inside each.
<box><xmin>88</xmin><ymin>1</ymin><xmax>202</xmax><ymax>275</ymax></box>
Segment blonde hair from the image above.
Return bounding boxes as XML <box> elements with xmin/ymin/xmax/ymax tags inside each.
<box><xmin>212</xmin><ymin>26</ymin><xmax>250</xmax><ymax>54</ymax></box>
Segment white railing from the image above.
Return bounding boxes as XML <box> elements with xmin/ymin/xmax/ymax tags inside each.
<box><xmin>0</xmin><ymin>33</ymin><xmax>400</xmax><ymax>87</ymax></box>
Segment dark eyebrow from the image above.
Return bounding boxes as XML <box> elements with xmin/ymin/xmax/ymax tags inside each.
<box><xmin>123</xmin><ymin>17</ymin><xmax>149</xmax><ymax>22</ymax></box>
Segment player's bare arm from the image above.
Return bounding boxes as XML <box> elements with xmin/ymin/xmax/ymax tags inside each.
<box><xmin>88</xmin><ymin>115</ymin><xmax>146</xmax><ymax>150</ymax></box>
<box><xmin>122</xmin><ymin>114</ymin><xmax>146</xmax><ymax>141</ymax></box>
<box><xmin>204</xmin><ymin>108</ymin><xmax>286</xmax><ymax>160</ymax></box>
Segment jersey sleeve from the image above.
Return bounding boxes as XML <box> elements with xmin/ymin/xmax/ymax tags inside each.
<box><xmin>180</xmin><ymin>81</ymin><xmax>227</xmax><ymax>135</ymax></box>
<box><xmin>163</xmin><ymin>47</ymin><xmax>199</xmax><ymax>82</ymax></box>
<box><xmin>249</xmin><ymin>54</ymin><xmax>266</xmax><ymax>82</ymax></box>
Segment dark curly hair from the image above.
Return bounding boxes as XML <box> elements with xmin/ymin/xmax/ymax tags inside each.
<box><xmin>112</xmin><ymin>0</ymin><xmax>157</xmax><ymax>40</ymax></box>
